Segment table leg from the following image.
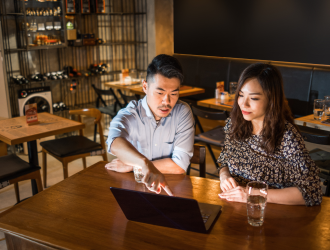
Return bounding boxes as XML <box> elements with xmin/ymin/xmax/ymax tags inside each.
<box><xmin>27</xmin><ymin>140</ymin><xmax>39</xmax><ymax>195</ymax></box>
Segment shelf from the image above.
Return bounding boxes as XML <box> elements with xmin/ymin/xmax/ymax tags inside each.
<box><xmin>100</xmin><ymin>41</ymin><xmax>147</xmax><ymax>46</ymax></box>
<box><xmin>5</xmin><ymin>13</ymin><xmax>24</xmax><ymax>16</ymax></box>
<box><xmin>12</xmin><ymin>72</ymin><xmax>122</xmax><ymax>85</ymax></box>
<box><xmin>5</xmin><ymin>44</ymin><xmax>67</xmax><ymax>53</ymax></box>
<box><xmin>29</xmin><ymin>29</ymin><xmax>63</xmax><ymax>33</ymax></box>
<box><xmin>65</xmin><ymin>12</ymin><xmax>146</xmax><ymax>16</ymax></box>
<box><xmin>25</xmin><ymin>15</ymin><xmax>62</xmax><ymax>18</ymax></box>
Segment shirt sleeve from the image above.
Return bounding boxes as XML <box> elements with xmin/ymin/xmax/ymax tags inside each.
<box><xmin>106</xmin><ymin>108</ymin><xmax>134</xmax><ymax>155</ymax></box>
<box><xmin>171</xmin><ymin>103</ymin><xmax>195</xmax><ymax>172</ymax></box>
<box><xmin>217</xmin><ymin>118</ymin><xmax>231</xmax><ymax>170</ymax></box>
<box><xmin>281</xmin><ymin>124</ymin><xmax>323</xmax><ymax>206</ymax></box>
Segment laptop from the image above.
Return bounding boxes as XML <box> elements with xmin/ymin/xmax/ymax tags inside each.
<box><xmin>110</xmin><ymin>187</ymin><xmax>222</xmax><ymax>234</ymax></box>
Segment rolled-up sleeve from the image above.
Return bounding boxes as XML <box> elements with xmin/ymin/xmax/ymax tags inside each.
<box><xmin>106</xmin><ymin>109</ymin><xmax>133</xmax><ymax>155</ymax></box>
<box><xmin>171</xmin><ymin>104</ymin><xmax>195</xmax><ymax>171</ymax></box>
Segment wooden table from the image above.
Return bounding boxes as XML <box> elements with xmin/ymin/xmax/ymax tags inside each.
<box><xmin>197</xmin><ymin>98</ymin><xmax>234</xmax><ymax>112</ymax></box>
<box><xmin>129</xmin><ymin>85</ymin><xmax>205</xmax><ymax>97</ymax></box>
<box><xmin>295</xmin><ymin>114</ymin><xmax>330</xmax><ymax>132</ymax></box>
<box><xmin>0</xmin><ymin>161</ymin><xmax>329</xmax><ymax>250</ymax></box>
<box><xmin>0</xmin><ymin>112</ymin><xmax>84</xmax><ymax>194</ymax></box>
<box><xmin>105</xmin><ymin>81</ymin><xmax>205</xmax><ymax>98</ymax></box>
<box><xmin>104</xmin><ymin>80</ymin><xmax>142</xmax><ymax>91</ymax></box>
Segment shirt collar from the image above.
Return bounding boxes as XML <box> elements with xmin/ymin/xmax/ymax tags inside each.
<box><xmin>141</xmin><ymin>96</ymin><xmax>173</xmax><ymax>121</ymax></box>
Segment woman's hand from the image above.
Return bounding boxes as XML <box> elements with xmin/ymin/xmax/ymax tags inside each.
<box><xmin>218</xmin><ymin>186</ymin><xmax>247</xmax><ymax>203</ymax></box>
<box><xmin>219</xmin><ymin>168</ymin><xmax>238</xmax><ymax>192</ymax></box>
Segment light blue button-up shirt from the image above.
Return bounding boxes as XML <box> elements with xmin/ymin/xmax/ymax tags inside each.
<box><xmin>107</xmin><ymin>96</ymin><xmax>195</xmax><ymax>171</ymax></box>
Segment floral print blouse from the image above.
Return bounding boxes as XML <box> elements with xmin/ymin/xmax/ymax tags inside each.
<box><xmin>217</xmin><ymin>118</ymin><xmax>322</xmax><ymax>206</ymax></box>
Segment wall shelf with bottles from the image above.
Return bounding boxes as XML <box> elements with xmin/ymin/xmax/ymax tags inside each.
<box><xmin>1</xmin><ymin>0</ymin><xmax>148</xmax><ymax>120</ymax></box>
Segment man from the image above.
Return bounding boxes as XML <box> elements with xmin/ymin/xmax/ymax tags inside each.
<box><xmin>105</xmin><ymin>54</ymin><xmax>194</xmax><ymax>195</ymax></box>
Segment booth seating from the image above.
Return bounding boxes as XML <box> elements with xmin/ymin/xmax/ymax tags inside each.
<box><xmin>174</xmin><ymin>54</ymin><xmax>330</xmax><ymax>118</ymax></box>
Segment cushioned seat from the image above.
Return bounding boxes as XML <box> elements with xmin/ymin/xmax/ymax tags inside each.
<box><xmin>0</xmin><ymin>155</ymin><xmax>43</xmax><ymax>203</ymax></box>
<box><xmin>195</xmin><ymin>126</ymin><xmax>225</xmax><ymax>147</ymax></box>
<box><xmin>0</xmin><ymin>155</ymin><xmax>41</xmax><ymax>182</ymax></box>
<box><xmin>40</xmin><ymin>136</ymin><xmax>103</xmax><ymax>157</ymax></box>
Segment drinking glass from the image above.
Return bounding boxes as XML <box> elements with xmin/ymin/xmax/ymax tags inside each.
<box><xmin>229</xmin><ymin>82</ymin><xmax>238</xmax><ymax>95</ymax></box>
<box><xmin>133</xmin><ymin>166</ymin><xmax>144</xmax><ymax>183</ymax></box>
<box><xmin>314</xmin><ymin>99</ymin><xmax>324</xmax><ymax>120</ymax></box>
<box><xmin>246</xmin><ymin>181</ymin><xmax>268</xmax><ymax>227</ymax></box>
<box><xmin>324</xmin><ymin>96</ymin><xmax>330</xmax><ymax>120</ymax></box>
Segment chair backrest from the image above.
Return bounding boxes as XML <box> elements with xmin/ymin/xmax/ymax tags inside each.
<box><xmin>117</xmin><ymin>89</ymin><xmax>138</xmax><ymax>106</ymax></box>
<box><xmin>69</xmin><ymin>108</ymin><xmax>106</xmax><ymax>150</ymax></box>
<box><xmin>91</xmin><ymin>84</ymin><xmax>123</xmax><ymax>110</ymax></box>
<box><xmin>189</xmin><ymin>144</ymin><xmax>206</xmax><ymax>178</ymax></box>
<box><xmin>191</xmin><ymin>105</ymin><xmax>229</xmax><ymax>134</ymax></box>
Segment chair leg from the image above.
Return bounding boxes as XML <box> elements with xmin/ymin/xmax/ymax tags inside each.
<box><xmin>102</xmin><ymin>152</ymin><xmax>108</xmax><ymax>161</ymax></box>
<box><xmin>34</xmin><ymin>171</ymin><xmax>43</xmax><ymax>193</ymax></box>
<box><xmin>206</xmin><ymin>144</ymin><xmax>220</xmax><ymax>170</ymax></box>
<box><xmin>82</xmin><ymin>157</ymin><xmax>87</xmax><ymax>169</ymax></box>
<box><xmin>42</xmin><ymin>150</ymin><xmax>47</xmax><ymax>188</ymax></box>
<box><xmin>14</xmin><ymin>183</ymin><xmax>20</xmax><ymax>203</ymax></box>
<box><xmin>63</xmin><ymin>161</ymin><xmax>69</xmax><ymax>179</ymax></box>
<box><xmin>326</xmin><ymin>181</ymin><xmax>330</xmax><ymax>197</ymax></box>
<box><xmin>187</xmin><ymin>164</ymin><xmax>191</xmax><ymax>175</ymax></box>
<box><xmin>93</xmin><ymin>124</ymin><xmax>97</xmax><ymax>142</ymax></box>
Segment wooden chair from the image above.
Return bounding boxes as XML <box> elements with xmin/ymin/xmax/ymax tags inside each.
<box><xmin>92</xmin><ymin>84</ymin><xmax>123</xmax><ymax>141</ymax></box>
<box><xmin>117</xmin><ymin>89</ymin><xmax>138</xmax><ymax>106</ymax></box>
<box><xmin>191</xmin><ymin>105</ymin><xmax>229</xmax><ymax>171</ymax></box>
<box><xmin>0</xmin><ymin>155</ymin><xmax>43</xmax><ymax>203</ymax></box>
<box><xmin>187</xmin><ymin>144</ymin><xmax>206</xmax><ymax>177</ymax></box>
<box><xmin>40</xmin><ymin>108</ymin><xmax>108</xmax><ymax>188</ymax></box>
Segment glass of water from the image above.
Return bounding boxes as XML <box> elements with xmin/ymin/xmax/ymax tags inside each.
<box><xmin>314</xmin><ymin>99</ymin><xmax>324</xmax><ymax>120</ymax></box>
<box><xmin>324</xmin><ymin>96</ymin><xmax>330</xmax><ymax>120</ymax></box>
<box><xmin>133</xmin><ymin>166</ymin><xmax>144</xmax><ymax>183</ymax></box>
<box><xmin>246</xmin><ymin>181</ymin><xmax>268</xmax><ymax>227</ymax></box>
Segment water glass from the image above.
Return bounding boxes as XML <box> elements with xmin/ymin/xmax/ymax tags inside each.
<box><xmin>314</xmin><ymin>99</ymin><xmax>324</xmax><ymax>120</ymax></box>
<box><xmin>246</xmin><ymin>181</ymin><xmax>268</xmax><ymax>227</ymax></box>
<box><xmin>229</xmin><ymin>82</ymin><xmax>238</xmax><ymax>95</ymax></box>
<box><xmin>324</xmin><ymin>96</ymin><xmax>330</xmax><ymax>120</ymax></box>
<box><xmin>133</xmin><ymin>166</ymin><xmax>144</xmax><ymax>183</ymax></box>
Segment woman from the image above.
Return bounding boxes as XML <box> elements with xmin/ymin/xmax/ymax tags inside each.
<box><xmin>218</xmin><ymin>63</ymin><xmax>322</xmax><ymax>206</ymax></box>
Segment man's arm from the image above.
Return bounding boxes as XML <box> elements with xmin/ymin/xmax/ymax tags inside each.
<box><xmin>152</xmin><ymin>158</ymin><xmax>185</xmax><ymax>174</ymax></box>
<box><xmin>110</xmin><ymin>137</ymin><xmax>173</xmax><ymax>195</ymax></box>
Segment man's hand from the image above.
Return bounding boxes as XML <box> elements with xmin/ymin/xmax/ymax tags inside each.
<box><xmin>218</xmin><ymin>186</ymin><xmax>247</xmax><ymax>203</ymax></box>
<box><xmin>142</xmin><ymin>160</ymin><xmax>173</xmax><ymax>196</ymax></box>
<box><xmin>219</xmin><ymin>169</ymin><xmax>238</xmax><ymax>192</ymax></box>
<box><xmin>105</xmin><ymin>159</ymin><xmax>133</xmax><ymax>173</ymax></box>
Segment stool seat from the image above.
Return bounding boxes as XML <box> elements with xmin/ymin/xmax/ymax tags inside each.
<box><xmin>40</xmin><ymin>136</ymin><xmax>103</xmax><ymax>157</ymax></box>
<box><xmin>0</xmin><ymin>155</ymin><xmax>41</xmax><ymax>184</ymax></box>
<box><xmin>195</xmin><ymin>126</ymin><xmax>225</xmax><ymax>147</ymax></box>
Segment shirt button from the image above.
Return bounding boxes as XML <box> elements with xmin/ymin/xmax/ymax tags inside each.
<box><xmin>155</xmin><ymin>144</ymin><xmax>157</xmax><ymax>146</ymax></box>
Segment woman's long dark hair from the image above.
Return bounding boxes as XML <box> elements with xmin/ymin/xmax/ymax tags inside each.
<box><xmin>229</xmin><ymin>63</ymin><xmax>296</xmax><ymax>153</ymax></box>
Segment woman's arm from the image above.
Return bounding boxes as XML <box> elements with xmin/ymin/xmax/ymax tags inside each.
<box><xmin>267</xmin><ymin>187</ymin><xmax>305</xmax><ymax>205</ymax></box>
<box><xmin>219</xmin><ymin>185</ymin><xmax>306</xmax><ymax>205</ymax></box>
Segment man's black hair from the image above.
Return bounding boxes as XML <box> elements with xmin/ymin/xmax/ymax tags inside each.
<box><xmin>146</xmin><ymin>54</ymin><xmax>184</xmax><ymax>84</ymax></box>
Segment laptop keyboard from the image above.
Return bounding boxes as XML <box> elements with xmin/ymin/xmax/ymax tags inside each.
<box><xmin>202</xmin><ymin>213</ymin><xmax>211</xmax><ymax>223</ymax></box>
